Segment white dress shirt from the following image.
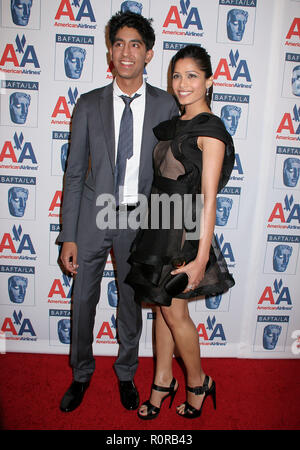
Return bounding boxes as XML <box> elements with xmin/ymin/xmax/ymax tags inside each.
<box><xmin>113</xmin><ymin>78</ymin><xmax>146</xmax><ymax>205</ymax></box>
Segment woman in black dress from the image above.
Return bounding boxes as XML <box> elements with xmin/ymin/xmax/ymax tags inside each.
<box><xmin>126</xmin><ymin>45</ymin><xmax>235</xmax><ymax>419</ymax></box>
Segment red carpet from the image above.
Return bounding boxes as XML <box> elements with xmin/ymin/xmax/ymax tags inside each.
<box><xmin>0</xmin><ymin>352</ymin><xmax>299</xmax><ymax>431</ymax></box>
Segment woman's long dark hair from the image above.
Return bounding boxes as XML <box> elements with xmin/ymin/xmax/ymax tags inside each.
<box><xmin>171</xmin><ymin>45</ymin><xmax>213</xmax><ymax>107</ymax></box>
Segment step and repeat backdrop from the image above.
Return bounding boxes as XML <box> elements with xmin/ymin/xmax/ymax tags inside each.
<box><xmin>0</xmin><ymin>0</ymin><xmax>299</xmax><ymax>358</ymax></box>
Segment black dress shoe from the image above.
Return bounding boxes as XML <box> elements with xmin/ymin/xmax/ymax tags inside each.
<box><xmin>60</xmin><ymin>381</ymin><xmax>89</xmax><ymax>412</ymax></box>
<box><xmin>119</xmin><ymin>381</ymin><xmax>139</xmax><ymax>410</ymax></box>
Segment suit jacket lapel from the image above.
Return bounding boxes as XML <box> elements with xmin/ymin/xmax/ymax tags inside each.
<box><xmin>98</xmin><ymin>83</ymin><xmax>115</xmax><ymax>173</ymax></box>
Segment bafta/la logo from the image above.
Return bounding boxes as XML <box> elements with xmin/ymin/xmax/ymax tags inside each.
<box><xmin>0</xmin><ymin>35</ymin><xmax>40</xmax><ymax>70</ymax></box>
<box><xmin>258</xmin><ymin>279</ymin><xmax>292</xmax><ymax>310</ymax></box>
<box><xmin>51</xmin><ymin>87</ymin><xmax>79</xmax><ymax>124</ymax></box>
<box><xmin>276</xmin><ymin>104</ymin><xmax>300</xmax><ymax>140</ymax></box>
<box><xmin>163</xmin><ymin>0</ymin><xmax>203</xmax><ymax>33</ymax></box>
<box><xmin>0</xmin><ymin>132</ymin><xmax>37</xmax><ymax>167</ymax></box>
<box><xmin>0</xmin><ymin>225</ymin><xmax>36</xmax><ymax>258</ymax></box>
<box><xmin>49</xmin><ymin>190</ymin><xmax>62</xmax><ymax>218</ymax></box>
<box><xmin>268</xmin><ymin>195</ymin><xmax>300</xmax><ymax>228</ymax></box>
<box><xmin>1</xmin><ymin>310</ymin><xmax>36</xmax><ymax>339</ymax></box>
<box><xmin>48</xmin><ymin>274</ymin><xmax>73</xmax><ymax>303</ymax></box>
<box><xmin>55</xmin><ymin>0</ymin><xmax>96</xmax><ymax>24</ymax></box>
<box><xmin>214</xmin><ymin>50</ymin><xmax>252</xmax><ymax>86</ymax></box>
<box><xmin>96</xmin><ymin>315</ymin><xmax>117</xmax><ymax>342</ymax></box>
<box><xmin>197</xmin><ymin>316</ymin><xmax>226</xmax><ymax>343</ymax></box>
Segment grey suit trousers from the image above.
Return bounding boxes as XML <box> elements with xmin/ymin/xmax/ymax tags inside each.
<box><xmin>70</xmin><ymin>213</ymin><xmax>141</xmax><ymax>383</ymax></box>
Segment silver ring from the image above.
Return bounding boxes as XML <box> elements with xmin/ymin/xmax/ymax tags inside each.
<box><xmin>187</xmin><ymin>284</ymin><xmax>194</xmax><ymax>290</ymax></box>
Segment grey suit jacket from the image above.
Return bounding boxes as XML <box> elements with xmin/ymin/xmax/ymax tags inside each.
<box><xmin>57</xmin><ymin>82</ymin><xmax>178</xmax><ymax>249</ymax></box>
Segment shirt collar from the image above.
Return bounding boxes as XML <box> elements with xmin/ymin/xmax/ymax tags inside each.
<box><xmin>113</xmin><ymin>78</ymin><xmax>145</xmax><ymax>98</ymax></box>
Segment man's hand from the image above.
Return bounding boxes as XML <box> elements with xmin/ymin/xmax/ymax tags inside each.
<box><xmin>60</xmin><ymin>242</ymin><xmax>78</xmax><ymax>275</ymax></box>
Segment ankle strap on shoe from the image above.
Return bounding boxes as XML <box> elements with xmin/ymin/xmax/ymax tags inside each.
<box><xmin>187</xmin><ymin>375</ymin><xmax>210</xmax><ymax>395</ymax></box>
<box><xmin>152</xmin><ymin>377</ymin><xmax>176</xmax><ymax>392</ymax></box>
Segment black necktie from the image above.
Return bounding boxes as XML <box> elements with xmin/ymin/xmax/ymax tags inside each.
<box><xmin>114</xmin><ymin>93</ymin><xmax>140</xmax><ymax>206</ymax></box>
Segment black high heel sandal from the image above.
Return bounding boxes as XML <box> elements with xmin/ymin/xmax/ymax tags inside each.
<box><xmin>137</xmin><ymin>377</ymin><xmax>178</xmax><ymax>420</ymax></box>
<box><xmin>177</xmin><ymin>375</ymin><xmax>216</xmax><ymax>419</ymax></box>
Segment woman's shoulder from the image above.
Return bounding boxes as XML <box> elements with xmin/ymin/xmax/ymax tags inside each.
<box><xmin>191</xmin><ymin>112</ymin><xmax>225</xmax><ymax>129</ymax></box>
<box><xmin>189</xmin><ymin>113</ymin><xmax>233</xmax><ymax>144</ymax></box>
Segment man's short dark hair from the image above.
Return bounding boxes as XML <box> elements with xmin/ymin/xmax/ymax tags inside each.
<box><xmin>108</xmin><ymin>11</ymin><xmax>155</xmax><ymax>50</ymax></box>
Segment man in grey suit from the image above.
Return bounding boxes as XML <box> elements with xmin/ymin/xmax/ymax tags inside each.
<box><xmin>58</xmin><ymin>11</ymin><xmax>178</xmax><ymax>413</ymax></box>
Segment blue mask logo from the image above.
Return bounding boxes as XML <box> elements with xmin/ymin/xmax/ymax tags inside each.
<box><xmin>107</xmin><ymin>279</ymin><xmax>118</xmax><ymax>307</ymax></box>
<box><xmin>273</xmin><ymin>244</ymin><xmax>293</xmax><ymax>272</ymax></box>
<box><xmin>8</xmin><ymin>275</ymin><xmax>28</xmax><ymax>303</ymax></box>
<box><xmin>120</xmin><ymin>1</ymin><xmax>142</xmax><ymax>14</ymax></box>
<box><xmin>205</xmin><ymin>294</ymin><xmax>222</xmax><ymax>310</ymax></box>
<box><xmin>216</xmin><ymin>196</ymin><xmax>233</xmax><ymax>226</ymax></box>
<box><xmin>227</xmin><ymin>9</ymin><xmax>248</xmax><ymax>41</ymax></box>
<box><xmin>64</xmin><ymin>46</ymin><xmax>86</xmax><ymax>79</ymax></box>
<box><xmin>263</xmin><ymin>324</ymin><xmax>282</xmax><ymax>350</ymax></box>
<box><xmin>11</xmin><ymin>0</ymin><xmax>32</xmax><ymax>26</ymax></box>
<box><xmin>57</xmin><ymin>318</ymin><xmax>71</xmax><ymax>344</ymax></box>
<box><xmin>283</xmin><ymin>157</ymin><xmax>300</xmax><ymax>187</ymax></box>
<box><xmin>273</xmin><ymin>245</ymin><xmax>293</xmax><ymax>272</ymax></box>
<box><xmin>9</xmin><ymin>92</ymin><xmax>31</xmax><ymax>124</ymax></box>
<box><xmin>292</xmin><ymin>65</ymin><xmax>300</xmax><ymax>96</ymax></box>
<box><xmin>8</xmin><ymin>186</ymin><xmax>29</xmax><ymax>217</ymax></box>
<box><xmin>60</xmin><ymin>142</ymin><xmax>69</xmax><ymax>172</ymax></box>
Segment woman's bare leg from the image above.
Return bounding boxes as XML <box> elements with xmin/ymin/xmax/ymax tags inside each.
<box><xmin>138</xmin><ymin>306</ymin><xmax>177</xmax><ymax>416</ymax></box>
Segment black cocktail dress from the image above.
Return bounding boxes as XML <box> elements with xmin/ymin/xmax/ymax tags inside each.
<box><xmin>126</xmin><ymin>112</ymin><xmax>235</xmax><ymax>306</ymax></box>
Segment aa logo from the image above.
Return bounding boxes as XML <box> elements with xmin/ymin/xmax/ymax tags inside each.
<box><xmin>285</xmin><ymin>18</ymin><xmax>300</xmax><ymax>45</ymax></box>
<box><xmin>277</xmin><ymin>105</ymin><xmax>300</xmax><ymax>139</ymax></box>
<box><xmin>215</xmin><ymin>233</ymin><xmax>235</xmax><ymax>265</ymax></box>
<box><xmin>258</xmin><ymin>279</ymin><xmax>292</xmax><ymax>309</ymax></box>
<box><xmin>214</xmin><ymin>50</ymin><xmax>251</xmax><ymax>85</ymax></box>
<box><xmin>0</xmin><ymin>35</ymin><xmax>40</xmax><ymax>69</ymax></box>
<box><xmin>163</xmin><ymin>0</ymin><xmax>203</xmax><ymax>34</ymax></box>
<box><xmin>197</xmin><ymin>316</ymin><xmax>226</xmax><ymax>343</ymax></box>
<box><xmin>96</xmin><ymin>315</ymin><xmax>117</xmax><ymax>342</ymax></box>
<box><xmin>0</xmin><ymin>132</ymin><xmax>37</xmax><ymax>166</ymax></box>
<box><xmin>49</xmin><ymin>191</ymin><xmax>62</xmax><ymax>217</ymax></box>
<box><xmin>48</xmin><ymin>274</ymin><xmax>73</xmax><ymax>302</ymax></box>
<box><xmin>55</xmin><ymin>0</ymin><xmax>96</xmax><ymax>24</ymax></box>
<box><xmin>51</xmin><ymin>87</ymin><xmax>79</xmax><ymax>124</ymax></box>
<box><xmin>0</xmin><ymin>225</ymin><xmax>36</xmax><ymax>257</ymax></box>
<box><xmin>231</xmin><ymin>153</ymin><xmax>244</xmax><ymax>180</ymax></box>
<box><xmin>268</xmin><ymin>195</ymin><xmax>300</xmax><ymax>227</ymax></box>
<box><xmin>1</xmin><ymin>310</ymin><xmax>36</xmax><ymax>338</ymax></box>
